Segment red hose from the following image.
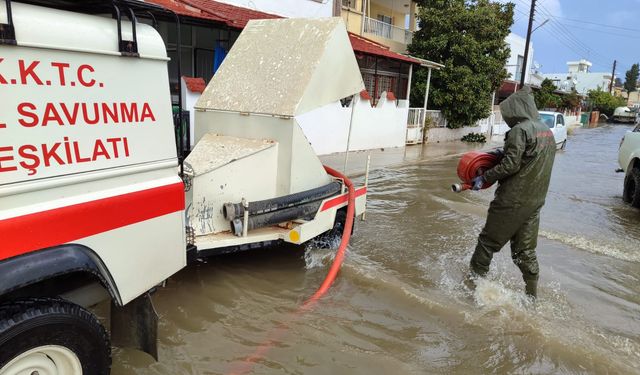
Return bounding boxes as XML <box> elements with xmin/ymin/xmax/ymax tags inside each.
<box><xmin>229</xmin><ymin>165</ymin><xmax>356</xmax><ymax>374</ymax></box>
<box><xmin>452</xmin><ymin>151</ymin><xmax>500</xmax><ymax>192</ymax></box>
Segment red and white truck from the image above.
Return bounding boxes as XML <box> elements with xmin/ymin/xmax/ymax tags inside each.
<box><xmin>0</xmin><ymin>1</ymin><xmax>367</xmax><ymax>373</ymax></box>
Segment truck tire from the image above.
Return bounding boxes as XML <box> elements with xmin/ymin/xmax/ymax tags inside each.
<box><xmin>314</xmin><ymin>208</ymin><xmax>354</xmax><ymax>249</ymax></box>
<box><xmin>0</xmin><ymin>298</ymin><xmax>111</xmax><ymax>375</ymax></box>
<box><xmin>623</xmin><ymin>168</ymin><xmax>640</xmax><ymax>208</ymax></box>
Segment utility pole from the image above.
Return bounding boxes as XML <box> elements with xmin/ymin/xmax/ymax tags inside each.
<box><xmin>520</xmin><ymin>0</ymin><xmax>536</xmax><ymax>88</ymax></box>
<box><xmin>609</xmin><ymin>60</ymin><xmax>617</xmax><ymax>94</ymax></box>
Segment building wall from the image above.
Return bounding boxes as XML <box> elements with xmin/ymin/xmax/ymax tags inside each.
<box><xmin>368</xmin><ymin>1</ymin><xmax>407</xmax><ymax>29</ymax></box>
<box><xmin>505</xmin><ymin>33</ymin><xmax>534</xmax><ymax>84</ymax></box>
<box><xmin>297</xmin><ymin>95</ymin><xmax>409</xmax><ymax>155</ymax></box>
<box><xmin>542</xmin><ymin>71</ymin><xmax>613</xmax><ymax>94</ymax></box>
<box><xmin>213</xmin><ymin>0</ymin><xmax>335</xmax><ymax>18</ymax></box>
<box><xmin>341</xmin><ymin>2</ymin><xmax>364</xmax><ymax>34</ymax></box>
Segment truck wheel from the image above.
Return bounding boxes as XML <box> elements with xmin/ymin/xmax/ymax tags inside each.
<box><xmin>0</xmin><ymin>298</ymin><xmax>110</xmax><ymax>375</ymax></box>
<box><xmin>623</xmin><ymin>168</ymin><xmax>640</xmax><ymax>208</ymax></box>
<box><xmin>314</xmin><ymin>209</ymin><xmax>354</xmax><ymax>249</ymax></box>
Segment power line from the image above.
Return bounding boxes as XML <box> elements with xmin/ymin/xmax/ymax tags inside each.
<box><xmin>552</xmin><ymin>15</ymin><xmax>640</xmax><ymax>33</ymax></box>
<box><xmin>516</xmin><ymin>0</ymin><xmax>633</xmax><ymax>70</ymax></box>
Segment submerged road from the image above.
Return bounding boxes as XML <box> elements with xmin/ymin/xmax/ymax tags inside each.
<box><xmin>113</xmin><ymin>124</ymin><xmax>639</xmax><ymax>374</ymax></box>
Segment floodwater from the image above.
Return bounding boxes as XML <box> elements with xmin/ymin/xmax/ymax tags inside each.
<box><xmin>112</xmin><ymin>124</ymin><xmax>640</xmax><ymax>374</ymax></box>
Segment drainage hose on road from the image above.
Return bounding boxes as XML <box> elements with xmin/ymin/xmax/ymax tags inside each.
<box><xmin>451</xmin><ymin>151</ymin><xmax>500</xmax><ymax>192</ymax></box>
<box><xmin>229</xmin><ymin>165</ymin><xmax>356</xmax><ymax>375</ymax></box>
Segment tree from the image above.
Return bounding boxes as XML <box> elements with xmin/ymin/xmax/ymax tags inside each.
<box><xmin>587</xmin><ymin>89</ymin><xmax>626</xmax><ymax>117</ymax></box>
<box><xmin>408</xmin><ymin>0</ymin><xmax>514</xmax><ymax>128</ymax></box>
<box><xmin>561</xmin><ymin>89</ymin><xmax>581</xmax><ymax>110</ymax></box>
<box><xmin>534</xmin><ymin>78</ymin><xmax>561</xmax><ymax>109</ymax></box>
<box><xmin>624</xmin><ymin>63</ymin><xmax>639</xmax><ymax>93</ymax></box>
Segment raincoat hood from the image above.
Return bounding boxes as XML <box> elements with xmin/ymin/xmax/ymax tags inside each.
<box><xmin>500</xmin><ymin>86</ymin><xmax>540</xmax><ymax>128</ymax></box>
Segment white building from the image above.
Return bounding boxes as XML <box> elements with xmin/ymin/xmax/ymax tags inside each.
<box><xmin>505</xmin><ymin>33</ymin><xmax>534</xmax><ymax>84</ymax></box>
<box><xmin>213</xmin><ymin>0</ymin><xmax>335</xmax><ymax>18</ymax></box>
<box><xmin>542</xmin><ymin>59</ymin><xmax>614</xmax><ymax>94</ymax></box>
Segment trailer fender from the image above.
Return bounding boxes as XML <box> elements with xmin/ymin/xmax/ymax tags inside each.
<box><xmin>0</xmin><ymin>244</ymin><xmax>121</xmax><ymax>305</ymax></box>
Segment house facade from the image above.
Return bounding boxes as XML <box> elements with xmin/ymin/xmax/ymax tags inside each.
<box><xmin>543</xmin><ymin>59</ymin><xmax>615</xmax><ymax>94</ymax></box>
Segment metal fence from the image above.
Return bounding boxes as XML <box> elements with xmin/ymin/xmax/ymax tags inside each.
<box><xmin>363</xmin><ymin>17</ymin><xmax>413</xmax><ymax>45</ymax></box>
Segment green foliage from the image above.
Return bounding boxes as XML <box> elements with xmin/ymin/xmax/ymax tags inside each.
<box><xmin>534</xmin><ymin>78</ymin><xmax>561</xmax><ymax>109</ymax></box>
<box><xmin>561</xmin><ymin>89</ymin><xmax>581</xmax><ymax>110</ymax></box>
<box><xmin>408</xmin><ymin>0</ymin><xmax>514</xmax><ymax>128</ymax></box>
<box><xmin>624</xmin><ymin>63</ymin><xmax>639</xmax><ymax>93</ymax></box>
<box><xmin>461</xmin><ymin>132</ymin><xmax>487</xmax><ymax>143</ymax></box>
<box><xmin>587</xmin><ymin>89</ymin><xmax>626</xmax><ymax>117</ymax></box>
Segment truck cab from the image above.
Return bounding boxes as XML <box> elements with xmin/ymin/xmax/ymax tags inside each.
<box><xmin>0</xmin><ymin>1</ymin><xmax>366</xmax><ymax>373</ymax></box>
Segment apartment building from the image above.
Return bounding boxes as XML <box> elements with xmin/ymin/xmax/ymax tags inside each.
<box><xmin>340</xmin><ymin>0</ymin><xmax>417</xmax><ymax>54</ymax></box>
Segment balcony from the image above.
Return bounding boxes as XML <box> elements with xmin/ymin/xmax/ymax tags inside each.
<box><xmin>363</xmin><ymin>16</ymin><xmax>413</xmax><ymax>45</ymax></box>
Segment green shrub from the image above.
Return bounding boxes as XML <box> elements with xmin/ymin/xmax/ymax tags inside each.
<box><xmin>461</xmin><ymin>132</ymin><xmax>487</xmax><ymax>143</ymax></box>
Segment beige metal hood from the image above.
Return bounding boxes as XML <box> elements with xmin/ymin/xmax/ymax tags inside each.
<box><xmin>195</xmin><ymin>17</ymin><xmax>364</xmax><ymax>117</ymax></box>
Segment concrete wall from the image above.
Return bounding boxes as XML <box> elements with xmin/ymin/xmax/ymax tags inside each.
<box><xmin>297</xmin><ymin>95</ymin><xmax>409</xmax><ymax>155</ymax></box>
<box><xmin>426</xmin><ymin>126</ymin><xmax>483</xmax><ymax>143</ymax></box>
<box><xmin>215</xmin><ymin>0</ymin><xmax>334</xmax><ymax>18</ymax></box>
<box><xmin>505</xmin><ymin>33</ymin><xmax>534</xmax><ymax>84</ymax></box>
<box><xmin>180</xmin><ymin>79</ymin><xmax>201</xmax><ymax>148</ymax></box>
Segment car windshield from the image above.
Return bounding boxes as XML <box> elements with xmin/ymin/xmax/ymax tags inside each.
<box><xmin>540</xmin><ymin>113</ymin><xmax>555</xmax><ymax>128</ymax></box>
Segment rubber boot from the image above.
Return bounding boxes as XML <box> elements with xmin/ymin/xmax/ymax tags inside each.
<box><xmin>524</xmin><ymin>279</ymin><xmax>538</xmax><ymax>299</ymax></box>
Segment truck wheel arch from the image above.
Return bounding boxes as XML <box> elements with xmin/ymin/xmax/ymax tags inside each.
<box><xmin>0</xmin><ymin>244</ymin><xmax>122</xmax><ymax>306</ymax></box>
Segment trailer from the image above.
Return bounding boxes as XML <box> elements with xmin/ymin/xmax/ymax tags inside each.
<box><xmin>0</xmin><ymin>1</ymin><xmax>366</xmax><ymax>373</ymax></box>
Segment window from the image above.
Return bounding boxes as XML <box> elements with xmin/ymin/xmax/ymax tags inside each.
<box><xmin>557</xmin><ymin>115</ymin><xmax>565</xmax><ymax>126</ymax></box>
<box><xmin>540</xmin><ymin>113</ymin><xmax>555</xmax><ymax>128</ymax></box>
<box><xmin>377</xmin><ymin>15</ymin><xmax>393</xmax><ymax>24</ymax></box>
<box><xmin>342</xmin><ymin>0</ymin><xmax>359</xmax><ymax>10</ymax></box>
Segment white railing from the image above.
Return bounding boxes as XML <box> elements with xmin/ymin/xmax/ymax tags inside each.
<box><xmin>408</xmin><ymin>108</ymin><xmax>426</xmax><ymax>127</ymax></box>
<box><xmin>363</xmin><ymin>17</ymin><xmax>413</xmax><ymax>45</ymax></box>
<box><xmin>406</xmin><ymin>108</ymin><xmax>426</xmax><ymax>144</ymax></box>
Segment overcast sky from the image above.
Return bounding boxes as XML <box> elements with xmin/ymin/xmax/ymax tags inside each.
<box><xmin>503</xmin><ymin>0</ymin><xmax>639</xmax><ymax>76</ymax></box>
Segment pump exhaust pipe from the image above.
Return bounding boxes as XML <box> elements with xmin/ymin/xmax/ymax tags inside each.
<box><xmin>231</xmin><ymin>201</ymin><xmax>322</xmax><ymax>236</ymax></box>
<box><xmin>224</xmin><ymin>182</ymin><xmax>342</xmax><ymax>221</ymax></box>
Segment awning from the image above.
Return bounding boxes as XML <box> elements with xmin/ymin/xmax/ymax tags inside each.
<box><xmin>348</xmin><ymin>32</ymin><xmax>421</xmax><ymax>65</ymax></box>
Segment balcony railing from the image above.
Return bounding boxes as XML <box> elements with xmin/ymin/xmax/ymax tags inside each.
<box><xmin>363</xmin><ymin>16</ymin><xmax>413</xmax><ymax>45</ymax></box>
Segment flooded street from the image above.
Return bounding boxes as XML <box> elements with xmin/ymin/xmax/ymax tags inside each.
<box><xmin>113</xmin><ymin>125</ymin><xmax>640</xmax><ymax>374</ymax></box>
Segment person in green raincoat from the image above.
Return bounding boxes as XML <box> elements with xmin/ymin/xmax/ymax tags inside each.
<box><xmin>469</xmin><ymin>86</ymin><xmax>556</xmax><ymax>298</ymax></box>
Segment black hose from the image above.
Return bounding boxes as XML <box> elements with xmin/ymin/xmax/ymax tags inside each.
<box><xmin>230</xmin><ymin>201</ymin><xmax>323</xmax><ymax>236</ymax></box>
<box><xmin>224</xmin><ymin>181</ymin><xmax>342</xmax><ymax>221</ymax></box>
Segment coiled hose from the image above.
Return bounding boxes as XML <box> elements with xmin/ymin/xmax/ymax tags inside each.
<box><xmin>229</xmin><ymin>165</ymin><xmax>356</xmax><ymax>375</ymax></box>
<box><xmin>451</xmin><ymin>151</ymin><xmax>500</xmax><ymax>192</ymax></box>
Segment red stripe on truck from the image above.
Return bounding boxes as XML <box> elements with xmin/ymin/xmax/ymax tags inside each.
<box><xmin>0</xmin><ymin>182</ymin><xmax>185</xmax><ymax>261</ymax></box>
<box><xmin>321</xmin><ymin>186</ymin><xmax>367</xmax><ymax>211</ymax></box>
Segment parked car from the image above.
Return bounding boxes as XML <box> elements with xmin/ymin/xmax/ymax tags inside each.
<box><xmin>613</xmin><ymin>106</ymin><xmax>637</xmax><ymax>123</ymax></box>
<box><xmin>618</xmin><ymin>123</ymin><xmax>640</xmax><ymax>207</ymax></box>
<box><xmin>539</xmin><ymin>111</ymin><xmax>568</xmax><ymax>150</ymax></box>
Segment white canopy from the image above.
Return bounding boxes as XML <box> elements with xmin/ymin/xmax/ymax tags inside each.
<box><xmin>195</xmin><ymin>17</ymin><xmax>364</xmax><ymax>117</ymax></box>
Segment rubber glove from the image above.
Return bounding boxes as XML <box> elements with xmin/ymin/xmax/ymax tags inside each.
<box><xmin>487</xmin><ymin>148</ymin><xmax>504</xmax><ymax>158</ymax></box>
<box><xmin>471</xmin><ymin>175</ymin><xmax>485</xmax><ymax>191</ymax></box>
